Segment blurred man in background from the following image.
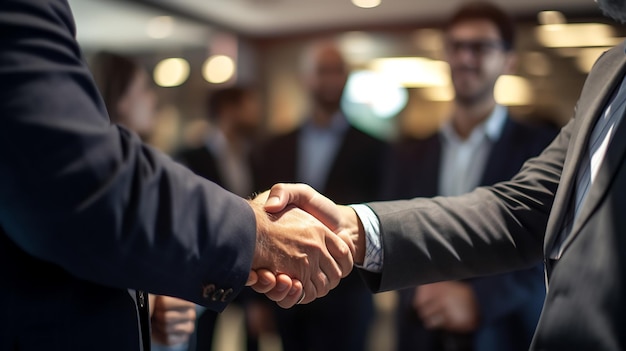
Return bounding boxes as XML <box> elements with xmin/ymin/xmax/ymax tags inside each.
<box><xmin>177</xmin><ymin>86</ymin><xmax>264</xmax><ymax>351</ymax></box>
<box><xmin>383</xmin><ymin>3</ymin><xmax>556</xmax><ymax>351</ymax></box>
<box><xmin>264</xmin><ymin>0</ymin><xmax>626</xmax><ymax>334</ymax></box>
<box><xmin>254</xmin><ymin>41</ymin><xmax>386</xmax><ymax>351</ymax></box>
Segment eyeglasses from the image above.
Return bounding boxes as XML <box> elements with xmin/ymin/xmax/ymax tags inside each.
<box><xmin>445</xmin><ymin>39</ymin><xmax>507</xmax><ymax>56</ymax></box>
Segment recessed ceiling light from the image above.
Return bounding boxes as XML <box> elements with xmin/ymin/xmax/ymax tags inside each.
<box><xmin>203</xmin><ymin>55</ymin><xmax>236</xmax><ymax>84</ymax></box>
<box><xmin>153</xmin><ymin>58</ymin><xmax>189</xmax><ymax>87</ymax></box>
<box><xmin>352</xmin><ymin>0</ymin><xmax>381</xmax><ymax>9</ymax></box>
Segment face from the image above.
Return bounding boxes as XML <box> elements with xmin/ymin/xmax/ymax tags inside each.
<box><xmin>116</xmin><ymin>69</ymin><xmax>157</xmax><ymax>138</ymax></box>
<box><xmin>445</xmin><ymin>19</ymin><xmax>515</xmax><ymax>106</ymax></box>
<box><xmin>305</xmin><ymin>45</ymin><xmax>348</xmax><ymax>110</ymax></box>
<box><xmin>597</xmin><ymin>0</ymin><xmax>626</xmax><ymax>23</ymax></box>
<box><xmin>233</xmin><ymin>92</ymin><xmax>262</xmax><ymax>136</ymax></box>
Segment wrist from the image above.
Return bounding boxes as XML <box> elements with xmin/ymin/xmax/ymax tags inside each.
<box><xmin>338</xmin><ymin>205</ymin><xmax>365</xmax><ymax>265</ymax></box>
<box><xmin>248</xmin><ymin>199</ymin><xmax>271</xmax><ymax>270</ymax></box>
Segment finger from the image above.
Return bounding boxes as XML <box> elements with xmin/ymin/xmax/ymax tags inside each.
<box><xmin>246</xmin><ymin>270</ymin><xmax>258</xmax><ymax>286</ymax></box>
<box><xmin>155</xmin><ymin>296</ymin><xmax>196</xmax><ymax>311</ymax></box>
<box><xmin>311</xmin><ymin>269</ymin><xmax>331</xmax><ymax>298</ymax></box>
<box><xmin>250</xmin><ymin>269</ymin><xmax>277</xmax><ymax>294</ymax></box>
<box><xmin>264</xmin><ymin>184</ymin><xmax>342</xmax><ymax>231</ymax></box>
<box><xmin>163</xmin><ymin>318</ymin><xmax>196</xmax><ymax>335</ymax></box>
<box><xmin>161</xmin><ymin>333</ymin><xmax>192</xmax><ymax>346</ymax></box>
<box><xmin>300</xmin><ymin>278</ymin><xmax>318</xmax><ymax>305</ymax></box>
<box><xmin>265</xmin><ymin>274</ymin><xmax>293</xmax><ymax>302</ymax></box>
<box><xmin>417</xmin><ymin>299</ymin><xmax>443</xmax><ymax>322</ymax></box>
<box><xmin>276</xmin><ymin>279</ymin><xmax>304</xmax><ymax>309</ymax></box>
<box><xmin>414</xmin><ymin>288</ymin><xmax>435</xmax><ymax>310</ymax></box>
<box><xmin>156</xmin><ymin>308</ymin><xmax>196</xmax><ymax>326</ymax></box>
<box><xmin>325</xmin><ymin>231</ymin><xmax>354</xmax><ymax>278</ymax></box>
<box><xmin>318</xmin><ymin>253</ymin><xmax>342</xmax><ymax>292</ymax></box>
<box><xmin>423</xmin><ymin>312</ymin><xmax>446</xmax><ymax>330</ymax></box>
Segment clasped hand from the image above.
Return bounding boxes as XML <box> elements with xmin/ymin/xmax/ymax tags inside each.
<box><xmin>246</xmin><ymin>184</ymin><xmax>363</xmax><ymax>308</ymax></box>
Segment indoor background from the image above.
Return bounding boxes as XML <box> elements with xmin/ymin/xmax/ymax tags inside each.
<box><xmin>68</xmin><ymin>0</ymin><xmax>625</xmax><ymax>349</ymax></box>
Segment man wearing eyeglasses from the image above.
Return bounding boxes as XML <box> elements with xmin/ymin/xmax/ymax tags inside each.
<box><xmin>385</xmin><ymin>3</ymin><xmax>557</xmax><ymax>351</ymax></box>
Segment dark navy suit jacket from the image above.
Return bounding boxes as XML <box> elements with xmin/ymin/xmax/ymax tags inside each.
<box><xmin>0</xmin><ymin>1</ymin><xmax>257</xmax><ymax>350</ymax></box>
<box><xmin>384</xmin><ymin>116</ymin><xmax>557</xmax><ymax>351</ymax></box>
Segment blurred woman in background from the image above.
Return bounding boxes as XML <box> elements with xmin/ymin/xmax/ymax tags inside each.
<box><xmin>90</xmin><ymin>51</ymin><xmax>197</xmax><ymax>351</ymax></box>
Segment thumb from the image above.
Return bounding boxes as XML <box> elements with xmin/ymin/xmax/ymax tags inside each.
<box><xmin>263</xmin><ymin>183</ymin><xmax>343</xmax><ymax>232</ymax></box>
<box><xmin>263</xmin><ymin>183</ymin><xmax>295</xmax><ymax>213</ymax></box>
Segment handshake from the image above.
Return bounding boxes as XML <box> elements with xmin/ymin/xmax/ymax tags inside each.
<box><xmin>245</xmin><ymin>183</ymin><xmax>366</xmax><ymax>308</ymax></box>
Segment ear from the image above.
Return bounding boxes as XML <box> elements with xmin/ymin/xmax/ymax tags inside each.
<box><xmin>503</xmin><ymin>52</ymin><xmax>518</xmax><ymax>75</ymax></box>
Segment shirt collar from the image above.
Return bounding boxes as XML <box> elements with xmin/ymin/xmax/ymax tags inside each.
<box><xmin>441</xmin><ymin>104</ymin><xmax>508</xmax><ymax>143</ymax></box>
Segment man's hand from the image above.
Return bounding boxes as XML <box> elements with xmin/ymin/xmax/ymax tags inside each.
<box><xmin>263</xmin><ymin>183</ymin><xmax>366</xmax><ymax>264</ymax></box>
<box><xmin>413</xmin><ymin>281</ymin><xmax>480</xmax><ymax>333</ymax></box>
<box><xmin>151</xmin><ymin>295</ymin><xmax>197</xmax><ymax>346</ymax></box>
<box><xmin>247</xmin><ymin>190</ymin><xmax>354</xmax><ymax>308</ymax></box>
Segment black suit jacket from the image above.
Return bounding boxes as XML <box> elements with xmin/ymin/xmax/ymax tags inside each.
<box><xmin>0</xmin><ymin>1</ymin><xmax>256</xmax><ymax>350</ymax></box>
<box><xmin>255</xmin><ymin>126</ymin><xmax>385</xmax><ymax>203</ymax></box>
<box><xmin>363</xmin><ymin>43</ymin><xmax>626</xmax><ymax>350</ymax></box>
<box><xmin>384</xmin><ymin>116</ymin><xmax>556</xmax><ymax>351</ymax></box>
<box><xmin>177</xmin><ymin>146</ymin><xmax>225</xmax><ymax>187</ymax></box>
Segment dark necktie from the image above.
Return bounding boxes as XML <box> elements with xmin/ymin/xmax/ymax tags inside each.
<box><xmin>551</xmin><ymin>75</ymin><xmax>626</xmax><ymax>259</ymax></box>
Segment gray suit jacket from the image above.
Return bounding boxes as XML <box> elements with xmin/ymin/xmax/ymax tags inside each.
<box><xmin>365</xmin><ymin>42</ymin><xmax>626</xmax><ymax>350</ymax></box>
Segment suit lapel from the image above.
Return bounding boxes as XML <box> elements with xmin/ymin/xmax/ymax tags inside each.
<box><xmin>544</xmin><ymin>44</ymin><xmax>626</xmax><ymax>256</ymax></box>
<box><xmin>561</xmin><ymin>108</ymin><xmax>626</xmax><ymax>253</ymax></box>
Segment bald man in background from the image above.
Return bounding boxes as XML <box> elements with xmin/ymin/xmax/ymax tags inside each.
<box><xmin>254</xmin><ymin>41</ymin><xmax>386</xmax><ymax>351</ymax></box>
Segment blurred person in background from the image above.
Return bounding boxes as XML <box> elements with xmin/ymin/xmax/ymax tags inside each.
<box><xmin>176</xmin><ymin>86</ymin><xmax>265</xmax><ymax>351</ymax></box>
<box><xmin>178</xmin><ymin>86</ymin><xmax>261</xmax><ymax>198</ymax></box>
<box><xmin>383</xmin><ymin>3</ymin><xmax>556</xmax><ymax>351</ymax></box>
<box><xmin>254</xmin><ymin>40</ymin><xmax>386</xmax><ymax>351</ymax></box>
<box><xmin>91</xmin><ymin>51</ymin><xmax>198</xmax><ymax>351</ymax></box>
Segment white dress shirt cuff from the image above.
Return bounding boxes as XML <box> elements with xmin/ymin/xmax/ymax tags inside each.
<box><xmin>349</xmin><ymin>204</ymin><xmax>383</xmax><ymax>273</ymax></box>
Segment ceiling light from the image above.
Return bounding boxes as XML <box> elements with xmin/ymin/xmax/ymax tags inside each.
<box><xmin>146</xmin><ymin>16</ymin><xmax>174</xmax><ymax>39</ymax></box>
<box><xmin>370</xmin><ymin>57</ymin><xmax>450</xmax><ymax>88</ymax></box>
<box><xmin>495</xmin><ymin>75</ymin><xmax>534</xmax><ymax>106</ymax></box>
<box><xmin>203</xmin><ymin>55</ymin><xmax>236</xmax><ymax>84</ymax></box>
<box><xmin>538</xmin><ymin>11</ymin><xmax>566</xmax><ymax>25</ymax></box>
<box><xmin>535</xmin><ymin>23</ymin><xmax>618</xmax><ymax>48</ymax></box>
<box><xmin>342</xmin><ymin>70</ymin><xmax>408</xmax><ymax>119</ymax></box>
<box><xmin>352</xmin><ymin>0</ymin><xmax>381</xmax><ymax>9</ymax></box>
<box><xmin>154</xmin><ymin>58</ymin><xmax>190</xmax><ymax>87</ymax></box>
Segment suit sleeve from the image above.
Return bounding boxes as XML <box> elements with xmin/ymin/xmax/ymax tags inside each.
<box><xmin>0</xmin><ymin>0</ymin><xmax>256</xmax><ymax>312</ymax></box>
<box><xmin>363</xmin><ymin>117</ymin><xmax>572</xmax><ymax>292</ymax></box>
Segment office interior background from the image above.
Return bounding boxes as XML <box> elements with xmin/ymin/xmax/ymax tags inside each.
<box><xmin>69</xmin><ymin>0</ymin><xmax>625</xmax><ymax>349</ymax></box>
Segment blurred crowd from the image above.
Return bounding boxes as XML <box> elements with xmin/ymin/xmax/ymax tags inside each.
<box><xmin>89</xmin><ymin>2</ymin><xmax>562</xmax><ymax>351</ymax></box>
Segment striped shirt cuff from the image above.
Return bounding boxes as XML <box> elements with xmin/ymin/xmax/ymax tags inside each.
<box><xmin>349</xmin><ymin>204</ymin><xmax>383</xmax><ymax>273</ymax></box>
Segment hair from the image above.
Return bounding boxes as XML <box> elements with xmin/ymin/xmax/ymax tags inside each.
<box><xmin>445</xmin><ymin>1</ymin><xmax>516</xmax><ymax>51</ymax></box>
<box><xmin>206</xmin><ymin>86</ymin><xmax>254</xmax><ymax>122</ymax></box>
<box><xmin>299</xmin><ymin>38</ymin><xmax>346</xmax><ymax>77</ymax></box>
<box><xmin>90</xmin><ymin>51</ymin><xmax>142</xmax><ymax>123</ymax></box>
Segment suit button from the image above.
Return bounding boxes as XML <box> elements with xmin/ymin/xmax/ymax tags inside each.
<box><xmin>220</xmin><ymin>288</ymin><xmax>234</xmax><ymax>302</ymax></box>
<box><xmin>202</xmin><ymin>284</ymin><xmax>216</xmax><ymax>299</ymax></box>
<box><xmin>211</xmin><ymin>289</ymin><xmax>225</xmax><ymax>302</ymax></box>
